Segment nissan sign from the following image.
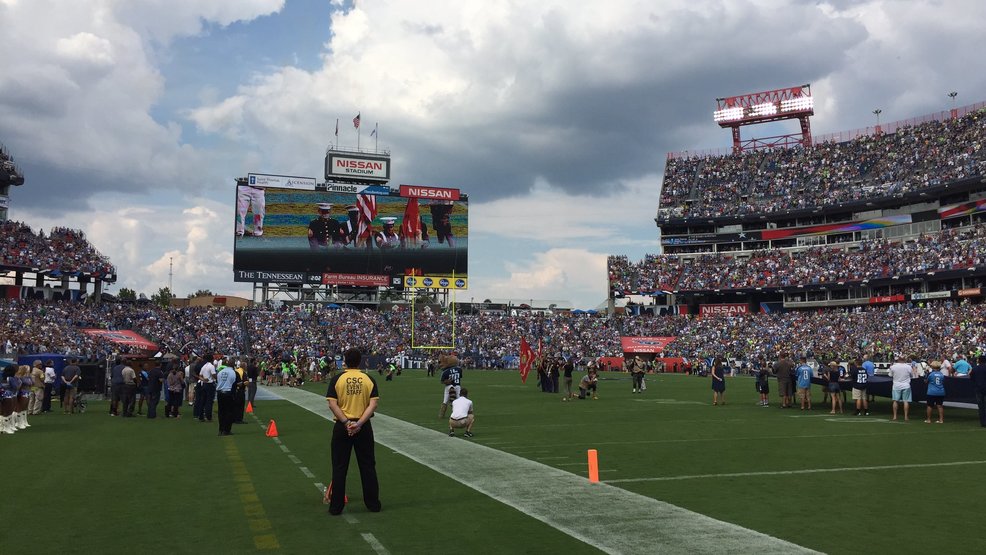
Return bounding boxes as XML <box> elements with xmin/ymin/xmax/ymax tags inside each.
<box><xmin>325</xmin><ymin>153</ymin><xmax>391</xmax><ymax>182</ymax></box>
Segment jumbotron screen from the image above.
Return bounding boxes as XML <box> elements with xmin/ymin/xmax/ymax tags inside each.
<box><xmin>233</xmin><ymin>183</ymin><xmax>468</xmax><ymax>285</ymax></box>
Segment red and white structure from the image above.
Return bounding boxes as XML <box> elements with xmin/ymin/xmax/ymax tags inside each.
<box><xmin>713</xmin><ymin>84</ymin><xmax>814</xmax><ymax>153</ymax></box>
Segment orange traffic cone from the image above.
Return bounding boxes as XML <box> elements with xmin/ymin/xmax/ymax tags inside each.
<box><xmin>265</xmin><ymin>419</ymin><xmax>278</xmax><ymax>437</ymax></box>
<box><xmin>324</xmin><ymin>482</ymin><xmax>348</xmax><ymax>504</ymax></box>
<box><xmin>246</xmin><ymin>401</ymin><xmax>254</xmax><ymax>414</ymax></box>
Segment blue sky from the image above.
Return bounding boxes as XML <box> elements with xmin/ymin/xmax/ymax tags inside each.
<box><xmin>2</xmin><ymin>0</ymin><xmax>985</xmax><ymax>309</ymax></box>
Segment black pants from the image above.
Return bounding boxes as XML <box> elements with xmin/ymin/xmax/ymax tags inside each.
<box><xmin>329</xmin><ymin>420</ymin><xmax>380</xmax><ymax>514</ymax></box>
<box><xmin>217</xmin><ymin>391</ymin><xmax>235</xmax><ymax>434</ymax></box>
<box><xmin>199</xmin><ymin>383</ymin><xmax>216</xmax><ymax>421</ymax></box>
<box><xmin>247</xmin><ymin>382</ymin><xmax>257</xmax><ymax>405</ymax></box>
<box><xmin>121</xmin><ymin>384</ymin><xmax>137</xmax><ymax>416</ymax></box>
<box><xmin>42</xmin><ymin>383</ymin><xmax>53</xmax><ymax>412</ymax></box>
<box><xmin>633</xmin><ymin>373</ymin><xmax>644</xmax><ymax>390</ymax></box>
<box><xmin>167</xmin><ymin>390</ymin><xmax>183</xmax><ymax>417</ymax></box>
<box><xmin>146</xmin><ymin>389</ymin><xmax>161</xmax><ymax>419</ymax></box>
<box><xmin>110</xmin><ymin>383</ymin><xmax>123</xmax><ymax>415</ymax></box>
<box><xmin>234</xmin><ymin>388</ymin><xmax>246</xmax><ymax>422</ymax></box>
<box><xmin>192</xmin><ymin>382</ymin><xmax>203</xmax><ymax>418</ymax></box>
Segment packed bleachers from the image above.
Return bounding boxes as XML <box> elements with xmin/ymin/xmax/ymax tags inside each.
<box><xmin>0</xmin><ymin>300</ymin><xmax>242</xmax><ymax>361</ymax></box>
<box><xmin>0</xmin><ymin>221</ymin><xmax>116</xmax><ymax>277</ymax></box>
<box><xmin>4</xmin><ymin>297</ymin><xmax>986</xmax><ymax>368</ymax></box>
<box><xmin>610</xmin><ymin>223</ymin><xmax>986</xmax><ymax>294</ymax></box>
<box><xmin>659</xmin><ymin>110</ymin><xmax>986</xmax><ymax>220</ymax></box>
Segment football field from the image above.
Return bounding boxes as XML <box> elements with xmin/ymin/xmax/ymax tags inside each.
<box><xmin>8</xmin><ymin>370</ymin><xmax>985</xmax><ymax>554</ymax></box>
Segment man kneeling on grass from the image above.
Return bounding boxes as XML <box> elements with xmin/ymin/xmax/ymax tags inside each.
<box><xmin>448</xmin><ymin>388</ymin><xmax>474</xmax><ymax>438</ymax></box>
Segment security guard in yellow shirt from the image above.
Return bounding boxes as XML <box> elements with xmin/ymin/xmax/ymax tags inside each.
<box><xmin>325</xmin><ymin>348</ymin><xmax>381</xmax><ymax>515</ymax></box>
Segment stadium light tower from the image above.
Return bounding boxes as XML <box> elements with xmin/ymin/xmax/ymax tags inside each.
<box><xmin>873</xmin><ymin>109</ymin><xmax>882</xmax><ymax>134</ymax></box>
<box><xmin>713</xmin><ymin>84</ymin><xmax>814</xmax><ymax>154</ymax></box>
<box><xmin>948</xmin><ymin>91</ymin><xmax>958</xmax><ymax>119</ymax></box>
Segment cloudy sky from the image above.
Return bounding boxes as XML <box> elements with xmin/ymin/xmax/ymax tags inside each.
<box><xmin>2</xmin><ymin>0</ymin><xmax>985</xmax><ymax>308</ymax></box>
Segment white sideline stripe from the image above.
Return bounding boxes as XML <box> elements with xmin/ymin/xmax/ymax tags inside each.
<box><xmin>607</xmin><ymin>460</ymin><xmax>986</xmax><ymax>484</ymax></box>
<box><xmin>299</xmin><ymin>466</ymin><xmax>316</xmax><ymax>479</ymax></box>
<box><xmin>344</xmin><ymin>514</ymin><xmax>359</xmax><ymax>525</ymax></box>
<box><xmin>279</xmin><ymin>444</ymin><xmax>290</xmax><ymax>453</ymax></box>
<box><xmin>287</xmin><ymin>454</ymin><xmax>302</xmax><ymax>464</ymax></box>
<box><xmin>265</xmin><ymin>386</ymin><xmax>818</xmax><ymax>555</ymax></box>
<box><xmin>314</xmin><ymin>482</ymin><xmax>325</xmax><ymax>492</ymax></box>
<box><xmin>361</xmin><ymin>533</ymin><xmax>390</xmax><ymax>555</ymax></box>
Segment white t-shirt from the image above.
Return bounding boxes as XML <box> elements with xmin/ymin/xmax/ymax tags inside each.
<box><xmin>888</xmin><ymin>363</ymin><xmax>913</xmax><ymax>390</ymax></box>
<box><xmin>450</xmin><ymin>396</ymin><xmax>473</xmax><ymax>420</ymax></box>
<box><xmin>200</xmin><ymin>362</ymin><xmax>216</xmax><ymax>383</ymax></box>
<box><xmin>44</xmin><ymin>367</ymin><xmax>56</xmax><ymax>384</ymax></box>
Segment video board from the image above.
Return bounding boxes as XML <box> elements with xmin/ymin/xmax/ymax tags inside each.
<box><xmin>233</xmin><ymin>182</ymin><xmax>468</xmax><ymax>285</ymax></box>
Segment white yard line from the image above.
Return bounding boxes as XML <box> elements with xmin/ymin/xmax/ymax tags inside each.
<box><xmin>607</xmin><ymin>460</ymin><xmax>986</xmax><ymax>484</ymax></box>
<box><xmin>265</xmin><ymin>386</ymin><xmax>818</xmax><ymax>555</ymax></box>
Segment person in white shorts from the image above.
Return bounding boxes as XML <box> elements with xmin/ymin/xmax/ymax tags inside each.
<box><xmin>448</xmin><ymin>388</ymin><xmax>474</xmax><ymax>438</ymax></box>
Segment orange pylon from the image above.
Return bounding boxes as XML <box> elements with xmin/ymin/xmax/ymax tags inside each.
<box><xmin>265</xmin><ymin>419</ymin><xmax>278</xmax><ymax>437</ymax></box>
<box><xmin>246</xmin><ymin>401</ymin><xmax>254</xmax><ymax>414</ymax></box>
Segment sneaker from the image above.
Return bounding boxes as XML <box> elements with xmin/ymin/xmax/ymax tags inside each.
<box><xmin>464</xmin><ymin>431</ymin><xmax>474</xmax><ymax>438</ymax></box>
<box><xmin>448</xmin><ymin>430</ymin><xmax>455</xmax><ymax>437</ymax></box>
<box><xmin>864</xmin><ymin>411</ymin><xmax>870</xmax><ymax>416</ymax></box>
<box><xmin>592</xmin><ymin>395</ymin><xmax>598</xmax><ymax>400</ymax></box>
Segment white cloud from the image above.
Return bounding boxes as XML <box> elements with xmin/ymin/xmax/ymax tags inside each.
<box><xmin>482</xmin><ymin>248</ymin><xmax>610</xmax><ymax>308</ymax></box>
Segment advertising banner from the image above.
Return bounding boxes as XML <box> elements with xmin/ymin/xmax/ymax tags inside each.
<box><xmin>247</xmin><ymin>173</ymin><xmax>317</xmax><ymax>190</ymax></box>
<box><xmin>699</xmin><ymin>303</ymin><xmax>749</xmax><ymax>316</ymax></box>
<box><xmin>910</xmin><ymin>291</ymin><xmax>953</xmax><ymax>301</ymax></box>
<box><xmin>620</xmin><ymin>337</ymin><xmax>677</xmax><ymax>353</ymax></box>
<box><xmin>399</xmin><ymin>184</ymin><xmax>461</xmax><ymax>201</ymax></box>
<box><xmin>869</xmin><ymin>294</ymin><xmax>906</xmax><ymax>304</ymax></box>
<box><xmin>760</xmin><ymin>215</ymin><xmax>912</xmax><ymax>241</ymax></box>
<box><xmin>322</xmin><ymin>273</ymin><xmax>390</xmax><ymax>287</ymax></box>
<box><xmin>325</xmin><ymin>153</ymin><xmax>391</xmax><ymax>182</ymax></box>
<box><xmin>403</xmin><ymin>275</ymin><xmax>468</xmax><ymax>290</ymax></box>
<box><xmin>959</xmin><ymin>288</ymin><xmax>982</xmax><ymax>297</ymax></box>
<box><xmin>81</xmin><ymin>329</ymin><xmax>158</xmax><ymax>351</ymax></box>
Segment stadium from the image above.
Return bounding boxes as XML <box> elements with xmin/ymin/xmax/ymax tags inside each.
<box><xmin>5</xmin><ymin>85</ymin><xmax>986</xmax><ymax>554</ymax></box>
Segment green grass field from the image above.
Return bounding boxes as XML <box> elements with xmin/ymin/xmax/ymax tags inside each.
<box><xmin>7</xmin><ymin>370</ymin><xmax>985</xmax><ymax>554</ymax></box>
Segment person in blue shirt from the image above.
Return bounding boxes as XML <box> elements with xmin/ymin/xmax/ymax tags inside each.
<box><xmin>952</xmin><ymin>355</ymin><xmax>972</xmax><ymax>377</ymax></box>
<box><xmin>862</xmin><ymin>358</ymin><xmax>876</xmax><ymax>403</ymax></box>
<box><xmin>795</xmin><ymin>356</ymin><xmax>813</xmax><ymax>410</ymax></box>
<box><xmin>215</xmin><ymin>359</ymin><xmax>239</xmax><ymax>436</ymax></box>
<box><xmin>925</xmin><ymin>360</ymin><xmax>946</xmax><ymax>424</ymax></box>
<box><xmin>438</xmin><ymin>354</ymin><xmax>463</xmax><ymax>418</ymax></box>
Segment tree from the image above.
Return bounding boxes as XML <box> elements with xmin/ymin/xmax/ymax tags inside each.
<box><xmin>118</xmin><ymin>288</ymin><xmax>137</xmax><ymax>301</ymax></box>
<box><xmin>191</xmin><ymin>289</ymin><xmax>214</xmax><ymax>298</ymax></box>
<box><xmin>151</xmin><ymin>287</ymin><xmax>175</xmax><ymax>307</ymax></box>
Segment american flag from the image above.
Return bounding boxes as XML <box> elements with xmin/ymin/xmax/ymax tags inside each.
<box><xmin>356</xmin><ymin>193</ymin><xmax>377</xmax><ymax>246</ymax></box>
<box><xmin>401</xmin><ymin>197</ymin><xmax>421</xmax><ymax>245</ymax></box>
<box><xmin>353</xmin><ymin>112</ymin><xmax>361</xmax><ymax>129</ymax></box>
<box><xmin>370</xmin><ymin>123</ymin><xmax>377</xmax><ymax>137</ymax></box>
<box><xmin>334</xmin><ymin>118</ymin><xmax>339</xmax><ymax>138</ymax></box>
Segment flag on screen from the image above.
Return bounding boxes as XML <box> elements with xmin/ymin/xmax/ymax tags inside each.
<box><xmin>370</xmin><ymin>123</ymin><xmax>377</xmax><ymax>137</ymax></box>
<box><xmin>353</xmin><ymin>112</ymin><xmax>361</xmax><ymax>129</ymax></box>
<box><xmin>334</xmin><ymin>118</ymin><xmax>339</xmax><ymax>138</ymax></box>
<box><xmin>519</xmin><ymin>337</ymin><xmax>535</xmax><ymax>383</ymax></box>
<box><xmin>356</xmin><ymin>193</ymin><xmax>377</xmax><ymax>246</ymax></box>
<box><xmin>401</xmin><ymin>197</ymin><xmax>421</xmax><ymax>246</ymax></box>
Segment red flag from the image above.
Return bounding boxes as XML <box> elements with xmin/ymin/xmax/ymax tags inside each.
<box><xmin>519</xmin><ymin>337</ymin><xmax>535</xmax><ymax>383</ymax></box>
<box><xmin>356</xmin><ymin>194</ymin><xmax>377</xmax><ymax>246</ymax></box>
<box><xmin>401</xmin><ymin>198</ymin><xmax>422</xmax><ymax>246</ymax></box>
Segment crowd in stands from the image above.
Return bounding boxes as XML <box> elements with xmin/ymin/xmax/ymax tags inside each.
<box><xmin>0</xmin><ymin>300</ymin><xmax>242</xmax><ymax>361</ymax></box>
<box><xmin>0</xmin><ymin>221</ymin><xmax>116</xmax><ymax>276</ymax></box>
<box><xmin>660</xmin><ymin>110</ymin><xmax>986</xmax><ymax>219</ymax></box>
<box><xmin>610</xmin><ymin>223</ymin><xmax>986</xmax><ymax>294</ymax></box>
<box><xmin>4</xmin><ymin>297</ymin><xmax>986</xmax><ymax>373</ymax></box>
